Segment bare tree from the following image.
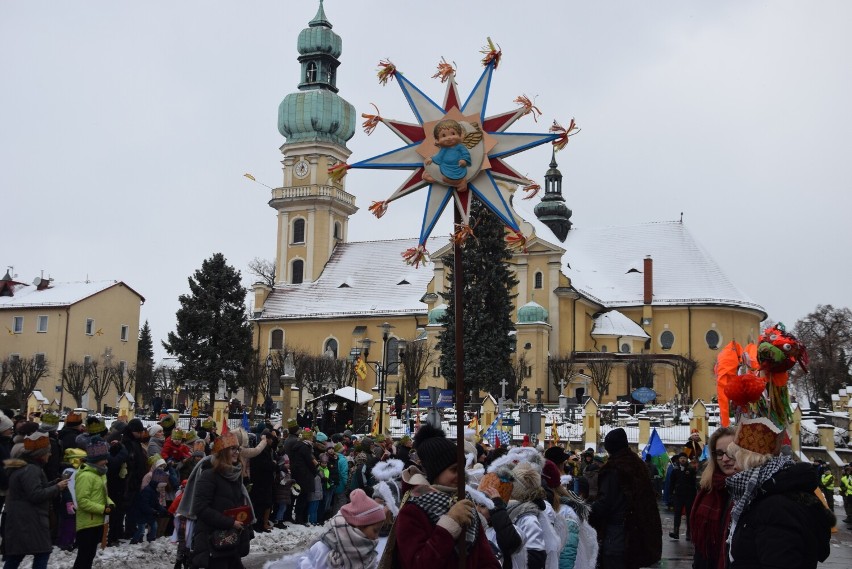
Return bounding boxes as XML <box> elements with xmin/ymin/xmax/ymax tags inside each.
<box><xmin>672</xmin><ymin>356</ymin><xmax>699</xmax><ymax>404</ymax></box>
<box><xmin>0</xmin><ymin>359</ymin><xmax>12</xmax><ymax>393</ymax></box>
<box><xmin>8</xmin><ymin>355</ymin><xmax>49</xmax><ymax>412</ymax></box>
<box><xmin>153</xmin><ymin>364</ymin><xmax>179</xmax><ymax>400</ymax></box>
<box><xmin>587</xmin><ymin>356</ymin><xmax>615</xmax><ymax>401</ymax></box>
<box><xmin>328</xmin><ymin>357</ymin><xmax>354</xmax><ymax>391</ymax></box>
<box><xmin>549</xmin><ymin>354</ymin><xmax>577</xmax><ymax>395</ymax></box>
<box><xmin>248</xmin><ymin>257</ymin><xmax>276</xmax><ymax>287</ymax></box>
<box><xmin>399</xmin><ymin>339</ymin><xmax>433</xmax><ymax>415</ymax></box>
<box><xmin>792</xmin><ymin>305</ymin><xmax>852</xmax><ymax>407</ymax></box>
<box><xmin>300</xmin><ymin>354</ymin><xmax>336</xmax><ymax>399</ymax></box>
<box><xmin>86</xmin><ymin>361</ymin><xmax>113</xmax><ymax>413</ymax></box>
<box><xmin>239</xmin><ymin>351</ymin><xmax>268</xmax><ymax>419</ymax></box>
<box><xmin>111</xmin><ymin>361</ymin><xmax>135</xmax><ymax>399</ymax></box>
<box><xmin>627</xmin><ymin>354</ymin><xmax>656</xmax><ymax>390</ymax></box>
<box><xmin>62</xmin><ymin>361</ymin><xmax>89</xmax><ymax>408</ymax></box>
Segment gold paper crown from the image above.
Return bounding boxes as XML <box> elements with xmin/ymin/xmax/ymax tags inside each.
<box><xmin>212</xmin><ymin>432</ymin><xmax>238</xmax><ymax>454</ymax></box>
<box><xmin>24</xmin><ymin>431</ymin><xmax>51</xmax><ymax>451</ymax></box>
<box><xmin>735</xmin><ymin>417</ymin><xmax>783</xmax><ymax>456</ymax></box>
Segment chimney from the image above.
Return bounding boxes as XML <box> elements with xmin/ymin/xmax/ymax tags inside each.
<box><xmin>643</xmin><ymin>255</ymin><xmax>653</xmax><ymax>305</ymax></box>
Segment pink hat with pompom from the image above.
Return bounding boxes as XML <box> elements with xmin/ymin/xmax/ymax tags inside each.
<box><xmin>339</xmin><ymin>489</ymin><xmax>385</xmax><ymax>527</ymax></box>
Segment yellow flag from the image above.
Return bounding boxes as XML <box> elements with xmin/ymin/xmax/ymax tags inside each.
<box><xmin>370</xmin><ymin>416</ymin><xmax>379</xmax><ymax>436</ymax></box>
<box><xmin>355</xmin><ymin>356</ymin><xmax>368</xmax><ymax>380</ymax></box>
<box><xmin>243</xmin><ymin>173</ymin><xmax>256</xmax><ymax>181</ymax></box>
<box><xmin>467</xmin><ymin>415</ymin><xmax>479</xmax><ymax>433</ymax></box>
<box><xmin>551</xmin><ymin>421</ymin><xmax>560</xmax><ymax>445</ymax></box>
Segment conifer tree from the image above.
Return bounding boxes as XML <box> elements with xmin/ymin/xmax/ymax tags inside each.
<box><xmin>438</xmin><ymin>199</ymin><xmax>518</xmax><ymax>395</ymax></box>
<box><xmin>163</xmin><ymin>253</ymin><xmax>253</xmax><ymax>405</ymax></box>
<box><xmin>136</xmin><ymin>320</ymin><xmax>155</xmax><ymax>405</ymax></box>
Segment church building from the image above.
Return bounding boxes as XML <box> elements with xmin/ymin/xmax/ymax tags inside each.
<box><xmin>251</xmin><ymin>3</ymin><xmax>766</xmax><ymax>415</ymax></box>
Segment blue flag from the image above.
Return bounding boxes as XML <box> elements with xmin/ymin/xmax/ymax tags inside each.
<box><xmin>242</xmin><ymin>410</ymin><xmax>250</xmax><ymax>431</ymax></box>
<box><xmin>699</xmin><ymin>441</ymin><xmax>709</xmax><ymax>462</ymax></box>
<box><xmin>642</xmin><ymin>428</ymin><xmax>667</xmax><ymax>460</ymax></box>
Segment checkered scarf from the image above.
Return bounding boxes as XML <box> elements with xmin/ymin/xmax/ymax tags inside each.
<box><xmin>725</xmin><ymin>454</ymin><xmax>793</xmax><ymax>562</ymax></box>
<box><xmin>320</xmin><ymin>513</ymin><xmax>379</xmax><ymax>569</ymax></box>
<box><xmin>408</xmin><ymin>486</ymin><xmax>480</xmax><ymax>549</ymax></box>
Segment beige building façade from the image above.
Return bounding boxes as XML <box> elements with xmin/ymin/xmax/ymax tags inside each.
<box><xmin>0</xmin><ymin>271</ymin><xmax>144</xmax><ymax>412</ymax></box>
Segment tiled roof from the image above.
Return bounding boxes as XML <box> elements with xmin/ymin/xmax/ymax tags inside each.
<box><xmin>513</xmin><ymin>196</ymin><xmax>765</xmax><ymax>316</ymax></box>
<box><xmin>0</xmin><ymin>280</ymin><xmax>143</xmax><ymax>309</ymax></box>
<box><xmin>591</xmin><ymin>310</ymin><xmax>650</xmax><ymax>339</ymax></box>
<box><xmin>259</xmin><ymin>237</ymin><xmax>445</xmax><ymax>320</ymax></box>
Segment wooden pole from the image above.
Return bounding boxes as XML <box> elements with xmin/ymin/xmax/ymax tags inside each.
<box><xmin>453</xmin><ymin>206</ymin><xmax>467</xmax><ymax>567</ymax></box>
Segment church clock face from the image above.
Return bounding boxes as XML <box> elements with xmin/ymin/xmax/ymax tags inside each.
<box><xmin>294</xmin><ymin>159</ymin><xmax>310</xmax><ymax>179</ymax></box>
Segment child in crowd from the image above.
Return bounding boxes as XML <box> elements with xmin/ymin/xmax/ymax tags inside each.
<box><xmin>265</xmin><ymin>489</ymin><xmax>386</xmax><ymax>569</ymax></box>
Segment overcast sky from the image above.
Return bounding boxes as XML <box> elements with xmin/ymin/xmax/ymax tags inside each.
<box><xmin>3</xmin><ymin>1</ymin><xmax>850</xmax><ymax>360</ymax></box>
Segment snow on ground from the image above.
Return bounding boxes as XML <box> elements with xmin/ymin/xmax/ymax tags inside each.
<box><xmin>9</xmin><ymin>523</ymin><xmax>326</xmax><ymax>569</ymax></box>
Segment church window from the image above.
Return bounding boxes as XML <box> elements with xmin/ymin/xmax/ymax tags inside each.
<box><xmin>334</xmin><ymin>221</ymin><xmax>342</xmax><ymax>240</ymax></box>
<box><xmin>324</xmin><ymin>338</ymin><xmax>338</xmax><ymax>359</ymax></box>
<box><xmin>386</xmin><ymin>338</ymin><xmax>399</xmax><ymax>376</ymax></box>
<box><xmin>534</xmin><ymin>272</ymin><xmax>543</xmax><ymax>289</ymax></box>
<box><xmin>291</xmin><ymin>260</ymin><xmax>304</xmax><ymax>284</ymax></box>
<box><xmin>292</xmin><ymin>219</ymin><xmax>306</xmax><ymax>244</ymax></box>
<box><xmin>306</xmin><ymin>62</ymin><xmax>317</xmax><ymax>83</ymax></box>
<box><xmin>601</xmin><ymin>345</ymin><xmax>608</xmax><ymax>353</ymax></box>
<box><xmin>705</xmin><ymin>330</ymin><xmax>720</xmax><ymax>350</ymax></box>
<box><xmin>620</xmin><ymin>343</ymin><xmax>631</xmax><ymax>353</ymax></box>
<box><xmin>271</xmin><ymin>329</ymin><xmax>284</xmax><ymax>350</ymax></box>
<box><xmin>660</xmin><ymin>331</ymin><xmax>675</xmax><ymax>350</ymax></box>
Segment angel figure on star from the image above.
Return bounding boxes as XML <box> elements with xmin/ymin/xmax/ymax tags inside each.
<box><xmin>423</xmin><ymin>119</ymin><xmax>480</xmax><ymax>190</ymax></box>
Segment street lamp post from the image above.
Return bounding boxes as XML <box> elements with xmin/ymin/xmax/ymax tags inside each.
<box><xmin>265</xmin><ymin>354</ymin><xmax>273</xmax><ymax>419</ymax></box>
<box><xmin>359</xmin><ymin>322</ymin><xmax>396</xmax><ymax>435</ymax></box>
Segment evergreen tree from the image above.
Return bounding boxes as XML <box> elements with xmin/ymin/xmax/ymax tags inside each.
<box><xmin>136</xmin><ymin>320</ymin><xmax>155</xmax><ymax>404</ymax></box>
<box><xmin>163</xmin><ymin>253</ymin><xmax>253</xmax><ymax>405</ymax></box>
<box><xmin>438</xmin><ymin>199</ymin><xmax>518</xmax><ymax>395</ymax></box>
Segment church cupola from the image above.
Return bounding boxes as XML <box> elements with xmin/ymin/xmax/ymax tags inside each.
<box><xmin>278</xmin><ymin>0</ymin><xmax>356</xmax><ymax>148</ymax></box>
<box><xmin>534</xmin><ymin>150</ymin><xmax>573</xmax><ymax>241</ymax></box>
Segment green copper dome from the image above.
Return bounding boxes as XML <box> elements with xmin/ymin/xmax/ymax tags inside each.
<box><xmin>428</xmin><ymin>303</ymin><xmax>448</xmax><ymax>325</ymax></box>
<box><xmin>278</xmin><ymin>1</ymin><xmax>355</xmax><ymax>148</ymax></box>
<box><xmin>518</xmin><ymin>301</ymin><xmax>549</xmax><ymax>324</ymax></box>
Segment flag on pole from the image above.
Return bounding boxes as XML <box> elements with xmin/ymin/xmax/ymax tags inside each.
<box><xmin>355</xmin><ymin>356</ymin><xmax>368</xmax><ymax>381</ymax></box>
<box><xmin>641</xmin><ymin>428</ymin><xmax>667</xmax><ymax>459</ymax></box>
<box><xmin>370</xmin><ymin>416</ymin><xmax>379</xmax><ymax>436</ymax></box>
<box><xmin>481</xmin><ymin>414</ymin><xmax>501</xmax><ymax>445</ymax></box>
<box><xmin>242</xmin><ymin>410</ymin><xmax>250</xmax><ymax>431</ymax></box>
<box><xmin>551</xmin><ymin>421</ymin><xmax>560</xmax><ymax>445</ymax></box>
<box><xmin>699</xmin><ymin>441</ymin><xmax>709</xmax><ymax>462</ymax></box>
<box><xmin>220</xmin><ymin>417</ymin><xmax>229</xmax><ymax>436</ymax></box>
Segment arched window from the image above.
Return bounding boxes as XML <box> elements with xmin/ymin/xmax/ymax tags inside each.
<box><xmin>291</xmin><ymin>260</ymin><xmax>304</xmax><ymax>284</ymax></box>
<box><xmin>386</xmin><ymin>337</ymin><xmax>399</xmax><ymax>376</ymax></box>
<box><xmin>324</xmin><ymin>338</ymin><xmax>338</xmax><ymax>359</ymax></box>
<box><xmin>333</xmin><ymin>221</ymin><xmax>342</xmax><ymax>240</ymax></box>
<box><xmin>292</xmin><ymin>218</ymin><xmax>306</xmax><ymax>244</ymax></box>
<box><xmin>306</xmin><ymin>62</ymin><xmax>317</xmax><ymax>83</ymax></box>
<box><xmin>271</xmin><ymin>329</ymin><xmax>284</xmax><ymax>350</ymax></box>
<box><xmin>660</xmin><ymin>330</ymin><xmax>675</xmax><ymax>350</ymax></box>
<box><xmin>534</xmin><ymin>271</ymin><xmax>543</xmax><ymax>289</ymax></box>
<box><xmin>705</xmin><ymin>330</ymin><xmax>720</xmax><ymax>350</ymax></box>
<box><xmin>620</xmin><ymin>343</ymin><xmax>631</xmax><ymax>353</ymax></box>
<box><xmin>601</xmin><ymin>345</ymin><xmax>608</xmax><ymax>353</ymax></box>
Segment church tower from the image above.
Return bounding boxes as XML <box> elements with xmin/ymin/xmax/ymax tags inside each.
<box><xmin>533</xmin><ymin>150</ymin><xmax>573</xmax><ymax>241</ymax></box>
<box><xmin>272</xmin><ymin>0</ymin><xmax>357</xmax><ymax>285</ymax></box>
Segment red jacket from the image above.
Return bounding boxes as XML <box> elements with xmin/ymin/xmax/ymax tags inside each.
<box><xmin>161</xmin><ymin>437</ymin><xmax>190</xmax><ymax>462</ymax></box>
<box><xmin>395</xmin><ymin>501</ymin><xmax>500</xmax><ymax>569</ymax></box>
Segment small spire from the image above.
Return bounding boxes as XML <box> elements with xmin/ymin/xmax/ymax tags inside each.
<box><xmin>549</xmin><ymin>148</ymin><xmax>558</xmax><ymax>169</ymax></box>
<box><xmin>310</xmin><ymin>0</ymin><xmax>332</xmax><ymax>28</ymax></box>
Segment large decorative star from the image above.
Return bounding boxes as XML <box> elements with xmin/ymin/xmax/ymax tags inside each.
<box><xmin>332</xmin><ymin>42</ymin><xmax>573</xmax><ymax>266</ymax></box>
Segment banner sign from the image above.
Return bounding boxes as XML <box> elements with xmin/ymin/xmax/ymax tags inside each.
<box><xmin>418</xmin><ymin>389</ymin><xmax>454</xmax><ymax>408</ymax></box>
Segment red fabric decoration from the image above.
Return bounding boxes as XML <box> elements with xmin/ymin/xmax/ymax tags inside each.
<box><xmin>724</xmin><ymin>372</ymin><xmax>766</xmax><ymax>406</ymax></box>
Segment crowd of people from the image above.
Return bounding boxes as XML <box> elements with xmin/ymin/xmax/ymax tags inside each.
<box><xmin>0</xmin><ymin>407</ymin><xmax>845</xmax><ymax>569</ymax></box>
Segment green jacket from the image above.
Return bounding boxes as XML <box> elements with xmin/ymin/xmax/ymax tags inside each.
<box><xmin>74</xmin><ymin>463</ymin><xmax>115</xmax><ymax>531</ymax></box>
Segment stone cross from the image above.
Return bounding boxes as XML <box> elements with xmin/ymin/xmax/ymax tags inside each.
<box><xmin>520</xmin><ymin>386</ymin><xmax>530</xmax><ymax>402</ymax></box>
<box><xmin>535</xmin><ymin>387</ymin><xmax>544</xmax><ymax>405</ymax></box>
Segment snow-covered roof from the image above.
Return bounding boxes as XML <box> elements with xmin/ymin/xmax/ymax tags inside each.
<box><xmin>259</xmin><ymin>237</ymin><xmax>445</xmax><ymax>320</ymax></box>
<box><xmin>334</xmin><ymin>386</ymin><xmax>373</xmax><ymax>404</ymax></box>
<box><xmin>513</xmin><ymin>195</ymin><xmax>765</xmax><ymax>316</ymax></box>
<box><xmin>0</xmin><ymin>280</ymin><xmax>144</xmax><ymax>308</ymax></box>
<box><xmin>591</xmin><ymin>310</ymin><xmax>650</xmax><ymax>339</ymax></box>
<box><xmin>31</xmin><ymin>390</ymin><xmax>49</xmax><ymax>403</ymax></box>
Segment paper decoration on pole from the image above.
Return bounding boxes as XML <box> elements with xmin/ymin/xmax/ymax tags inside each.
<box><xmin>336</xmin><ymin>39</ymin><xmax>576</xmax><ymax>266</ymax></box>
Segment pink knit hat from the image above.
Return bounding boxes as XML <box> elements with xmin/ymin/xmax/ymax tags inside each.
<box><xmin>339</xmin><ymin>489</ymin><xmax>386</xmax><ymax>527</ymax></box>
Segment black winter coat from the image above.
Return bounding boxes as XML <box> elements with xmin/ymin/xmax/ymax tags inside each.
<box><xmin>3</xmin><ymin>459</ymin><xmax>62</xmax><ymax>555</ymax></box>
<box><xmin>57</xmin><ymin>426</ymin><xmax>80</xmax><ymax>453</ymax></box>
<box><xmin>729</xmin><ymin>462</ymin><xmax>834</xmax><ymax>569</ymax></box>
<box><xmin>122</xmin><ymin>433</ymin><xmax>148</xmax><ymax>500</ymax></box>
<box><xmin>670</xmin><ymin>464</ymin><xmax>698</xmax><ymax>498</ymax></box>
<box><xmin>190</xmin><ymin>462</ymin><xmax>253</xmax><ymax>568</ymax></box>
<box><xmin>282</xmin><ymin>435</ymin><xmax>315</xmax><ymax>489</ymax></box>
<box><xmin>490</xmin><ymin>497</ymin><xmax>523</xmax><ymax>568</ymax></box>
<box><xmin>248</xmin><ymin>447</ymin><xmax>276</xmax><ymax>511</ymax></box>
